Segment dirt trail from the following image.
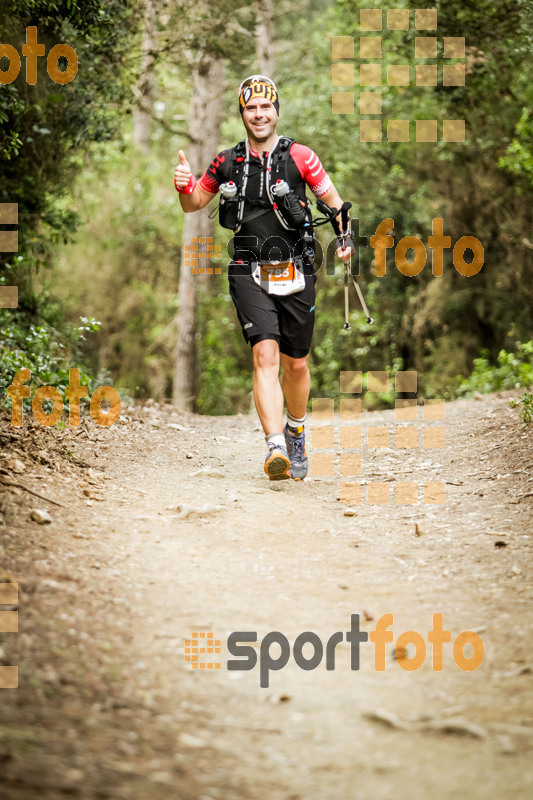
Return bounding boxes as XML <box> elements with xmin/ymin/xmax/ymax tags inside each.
<box><xmin>1</xmin><ymin>393</ymin><xmax>532</xmax><ymax>799</ymax></box>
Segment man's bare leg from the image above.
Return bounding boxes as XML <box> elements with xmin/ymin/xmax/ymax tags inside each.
<box><xmin>280</xmin><ymin>352</ymin><xmax>310</xmax><ymax>480</ymax></box>
<box><xmin>252</xmin><ymin>339</ymin><xmax>284</xmax><ymax>434</ymax></box>
<box><xmin>280</xmin><ymin>353</ymin><xmax>310</xmax><ymax>420</ymax></box>
<box><xmin>253</xmin><ymin>339</ymin><xmax>291</xmax><ymax>479</ymax></box>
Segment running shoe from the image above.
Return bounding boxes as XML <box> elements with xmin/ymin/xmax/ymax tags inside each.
<box><xmin>284</xmin><ymin>423</ymin><xmax>308</xmax><ymax>481</ymax></box>
<box><xmin>264</xmin><ymin>445</ymin><xmax>291</xmax><ymax>481</ymax></box>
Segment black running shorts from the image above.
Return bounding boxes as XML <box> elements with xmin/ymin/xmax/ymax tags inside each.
<box><xmin>228</xmin><ymin>263</ymin><xmax>316</xmax><ymax>359</ymax></box>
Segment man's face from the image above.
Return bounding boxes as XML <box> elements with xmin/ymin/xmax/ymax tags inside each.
<box><xmin>241</xmin><ymin>98</ymin><xmax>278</xmax><ymax>143</ymax></box>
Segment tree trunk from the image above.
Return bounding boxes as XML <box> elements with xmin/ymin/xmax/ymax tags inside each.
<box><xmin>132</xmin><ymin>0</ymin><xmax>157</xmax><ymax>153</ymax></box>
<box><xmin>255</xmin><ymin>0</ymin><xmax>275</xmax><ymax>78</ymax></box>
<box><xmin>173</xmin><ymin>54</ymin><xmax>225</xmax><ymax>411</ymax></box>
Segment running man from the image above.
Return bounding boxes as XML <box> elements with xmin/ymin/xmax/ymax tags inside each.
<box><xmin>175</xmin><ymin>75</ymin><xmax>351</xmax><ymax>481</ymax></box>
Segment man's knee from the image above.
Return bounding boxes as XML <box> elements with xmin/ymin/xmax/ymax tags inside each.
<box><xmin>253</xmin><ymin>339</ymin><xmax>280</xmax><ymax>371</ymax></box>
<box><xmin>281</xmin><ymin>355</ymin><xmax>309</xmax><ymax>378</ymax></box>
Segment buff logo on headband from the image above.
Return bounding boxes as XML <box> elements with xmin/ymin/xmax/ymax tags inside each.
<box><xmin>239</xmin><ymin>80</ymin><xmax>279</xmax><ymax>115</ymax></box>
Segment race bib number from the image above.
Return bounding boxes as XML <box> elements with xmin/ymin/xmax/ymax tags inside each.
<box><xmin>251</xmin><ymin>261</ymin><xmax>306</xmax><ymax>296</ymax></box>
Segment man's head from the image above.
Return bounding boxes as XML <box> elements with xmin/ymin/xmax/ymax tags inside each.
<box><xmin>238</xmin><ymin>75</ymin><xmax>279</xmax><ymax>144</ymax></box>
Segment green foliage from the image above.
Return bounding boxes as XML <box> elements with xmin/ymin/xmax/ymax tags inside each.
<box><xmin>50</xmin><ymin>140</ymin><xmax>184</xmax><ymax>400</ymax></box>
<box><xmin>195</xmin><ymin>283</ymin><xmax>252</xmax><ymax>415</ymax></box>
<box><xmin>0</xmin><ymin>0</ymin><xmax>142</xmax><ymax>396</ymax></box>
<box><xmin>509</xmin><ymin>392</ymin><xmax>533</xmax><ymax>425</ymax></box>
<box><xmin>457</xmin><ymin>341</ymin><xmax>533</xmax><ymax>396</ymax></box>
<box><xmin>498</xmin><ymin>108</ymin><xmax>533</xmax><ymax>189</ymax></box>
<box><xmin>0</xmin><ymin>307</ymin><xmax>100</xmax><ymax>411</ymax></box>
<box><xmin>3</xmin><ymin>0</ymin><xmax>532</xmax><ymax>414</ymax></box>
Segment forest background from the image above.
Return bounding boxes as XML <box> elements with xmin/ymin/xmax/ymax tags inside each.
<box><xmin>0</xmin><ymin>0</ymin><xmax>532</xmax><ymax>417</ymax></box>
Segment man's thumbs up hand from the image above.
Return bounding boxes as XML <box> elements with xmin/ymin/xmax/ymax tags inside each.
<box><xmin>174</xmin><ymin>149</ymin><xmax>194</xmax><ymax>191</ymax></box>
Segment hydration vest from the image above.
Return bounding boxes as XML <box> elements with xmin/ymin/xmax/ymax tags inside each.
<box><xmin>219</xmin><ymin>136</ymin><xmax>312</xmax><ymax>233</ymax></box>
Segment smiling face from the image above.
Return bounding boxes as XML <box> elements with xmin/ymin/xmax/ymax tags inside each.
<box><xmin>241</xmin><ymin>97</ymin><xmax>278</xmax><ymax>149</ymax></box>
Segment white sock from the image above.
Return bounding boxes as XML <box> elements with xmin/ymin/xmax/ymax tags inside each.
<box><xmin>287</xmin><ymin>412</ymin><xmax>306</xmax><ymax>434</ymax></box>
<box><xmin>266</xmin><ymin>432</ymin><xmax>285</xmax><ymax>450</ymax></box>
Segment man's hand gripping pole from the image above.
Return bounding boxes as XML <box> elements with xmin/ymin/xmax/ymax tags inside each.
<box><xmin>316</xmin><ymin>197</ymin><xmax>374</xmax><ymax>327</ymax></box>
<box><xmin>339</xmin><ymin>203</ymin><xmax>373</xmax><ymax>327</ymax></box>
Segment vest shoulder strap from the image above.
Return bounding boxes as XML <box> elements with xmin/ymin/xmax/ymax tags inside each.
<box><xmin>226</xmin><ymin>137</ymin><xmax>299</xmax><ymax>230</ymax></box>
<box><xmin>229</xmin><ymin>137</ymin><xmax>295</xmax><ymax>183</ymax></box>
<box><xmin>230</xmin><ymin>140</ymin><xmax>247</xmax><ymax>182</ymax></box>
<box><xmin>272</xmin><ymin>137</ymin><xmax>294</xmax><ymax>179</ymax></box>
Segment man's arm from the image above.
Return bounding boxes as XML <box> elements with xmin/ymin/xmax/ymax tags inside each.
<box><xmin>319</xmin><ymin>185</ymin><xmax>352</xmax><ymax>263</ymax></box>
<box><xmin>288</xmin><ymin>144</ymin><xmax>351</xmax><ymax>262</ymax></box>
<box><xmin>319</xmin><ymin>186</ymin><xmax>344</xmax><ymax>228</ymax></box>
<box><xmin>179</xmin><ymin>184</ymin><xmax>216</xmax><ymax>213</ymax></box>
<box><xmin>174</xmin><ymin>149</ymin><xmax>217</xmax><ymax>212</ymax></box>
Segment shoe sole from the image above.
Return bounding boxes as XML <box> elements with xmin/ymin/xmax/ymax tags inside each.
<box><xmin>290</xmin><ymin>466</ymin><xmax>308</xmax><ymax>482</ymax></box>
<box><xmin>284</xmin><ymin>428</ymin><xmax>308</xmax><ymax>481</ymax></box>
<box><xmin>264</xmin><ymin>452</ymin><xmax>291</xmax><ymax>481</ymax></box>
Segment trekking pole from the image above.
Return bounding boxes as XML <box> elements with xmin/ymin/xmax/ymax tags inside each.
<box><xmin>340</xmin><ymin>203</ymin><xmax>352</xmax><ymax>330</ymax></box>
<box><xmin>343</xmin><ymin>262</ymin><xmax>351</xmax><ymax>330</ymax></box>
<box><xmin>352</xmin><ymin>280</ymin><xmax>373</xmax><ymax>324</ymax></box>
<box><xmin>329</xmin><ymin>210</ymin><xmax>351</xmax><ymax>330</ymax></box>
<box><xmin>340</xmin><ymin>202</ymin><xmax>374</xmax><ymax>326</ymax></box>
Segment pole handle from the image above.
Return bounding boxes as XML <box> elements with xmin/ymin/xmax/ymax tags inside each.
<box><xmin>340</xmin><ymin>201</ymin><xmax>352</xmax><ymax>234</ymax></box>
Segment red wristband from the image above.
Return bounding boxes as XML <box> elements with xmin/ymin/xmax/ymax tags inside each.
<box><xmin>175</xmin><ymin>174</ymin><xmax>196</xmax><ymax>194</ymax></box>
